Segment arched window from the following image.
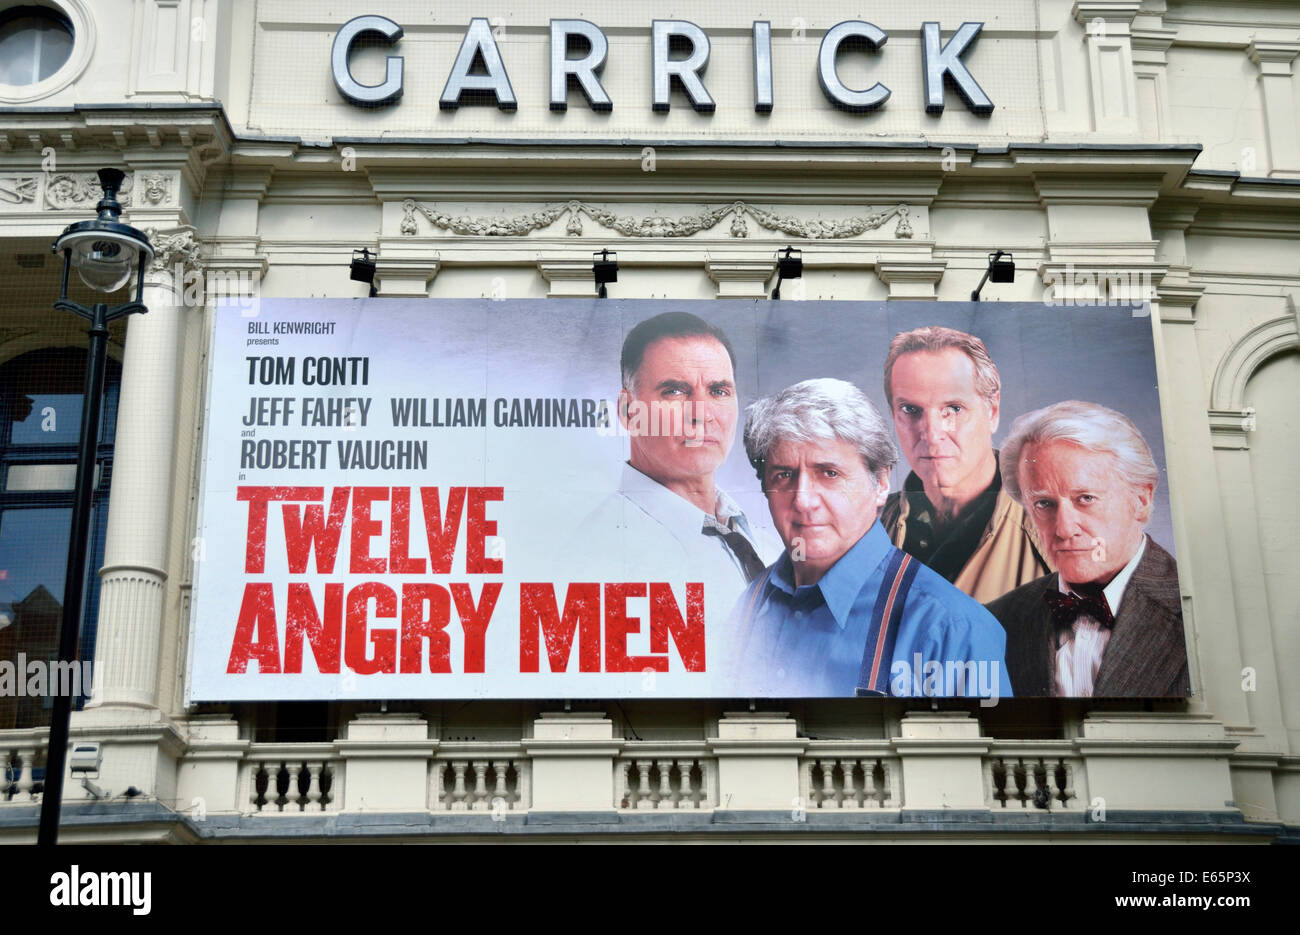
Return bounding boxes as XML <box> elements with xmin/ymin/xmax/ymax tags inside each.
<box><xmin>0</xmin><ymin>347</ymin><xmax>119</xmax><ymax>729</ymax></box>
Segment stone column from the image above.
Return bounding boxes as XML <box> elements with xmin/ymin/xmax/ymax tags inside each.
<box><xmin>84</xmin><ymin>228</ymin><xmax>198</xmax><ymax>714</ymax></box>
<box><xmin>1130</xmin><ymin>18</ymin><xmax>1176</xmax><ymax>140</ymax></box>
<box><xmin>1073</xmin><ymin>1</ymin><xmax>1142</xmax><ymax>137</ymax></box>
<box><xmin>1247</xmin><ymin>40</ymin><xmax>1300</xmax><ymax>178</ymax></box>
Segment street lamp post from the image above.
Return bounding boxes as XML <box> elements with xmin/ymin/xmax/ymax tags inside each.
<box><xmin>37</xmin><ymin>168</ymin><xmax>153</xmax><ymax>846</ymax></box>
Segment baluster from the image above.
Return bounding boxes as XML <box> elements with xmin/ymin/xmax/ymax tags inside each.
<box><xmin>268</xmin><ymin>762</ymin><xmax>284</xmax><ymax>811</ymax></box>
<box><xmin>472</xmin><ymin>761</ymin><xmax>490</xmax><ymax>811</ymax></box>
<box><xmin>433</xmin><ymin>761</ymin><xmax>446</xmax><ymax>810</ymax></box>
<box><xmin>619</xmin><ymin>760</ymin><xmax>633</xmax><ymax>809</ymax></box>
<box><xmin>803</xmin><ymin>759</ymin><xmax>817</xmax><ymax>808</ymax></box>
<box><xmin>264</xmin><ymin>762</ymin><xmax>280</xmax><ymax>811</ymax></box>
<box><xmin>695</xmin><ymin>760</ymin><xmax>711</xmax><ymax>810</ymax></box>
<box><xmin>657</xmin><ymin>759</ymin><xmax>673</xmax><ymax>809</ymax></box>
<box><xmin>841</xmin><ymin>759</ymin><xmax>860</xmax><ymax>809</ymax></box>
<box><xmin>451</xmin><ymin>761</ymin><xmax>469</xmax><ymax>811</ymax></box>
<box><xmin>864</xmin><ymin>760</ymin><xmax>882</xmax><ymax>809</ymax></box>
<box><xmin>635</xmin><ymin>760</ymin><xmax>653</xmax><ymax>809</ymax></box>
<box><xmin>305</xmin><ymin>763</ymin><xmax>323</xmax><ymax>812</ymax></box>
<box><xmin>820</xmin><ymin>758</ymin><xmax>836</xmax><ymax>809</ymax></box>
<box><xmin>680</xmin><ymin>759</ymin><xmax>698</xmax><ymax>809</ymax></box>
<box><xmin>16</xmin><ymin>748</ymin><xmax>36</xmax><ymax>802</ymax></box>
<box><xmin>1032</xmin><ymin>759</ymin><xmax>1049</xmax><ymax>808</ymax></box>
<box><xmin>250</xmin><ymin>762</ymin><xmax>264</xmax><ymax>811</ymax></box>
<box><xmin>285</xmin><ymin>762</ymin><xmax>303</xmax><ymax>810</ymax></box>
<box><xmin>1012</xmin><ymin>759</ymin><xmax>1028</xmax><ymax>808</ymax></box>
<box><xmin>493</xmin><ymin>759</ymin><xmax>511</xmax><ymax>811</ymax></box>
<box><xmin>277</xmin><ymin>762</ymin><xmax>292</xmax><ymax>811</ymax></box>
<box><xmin>1059</xmin><ymin>759</ymin><xmax>1077</xmax><ymax>807</ymax></box>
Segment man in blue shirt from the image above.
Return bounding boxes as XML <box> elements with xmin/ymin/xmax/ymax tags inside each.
<box><xmin>727</xmin><ymin>378</ymin><xmax>1011</xmax><ymax>701</ymax></box>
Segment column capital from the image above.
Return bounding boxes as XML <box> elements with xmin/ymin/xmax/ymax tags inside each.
<box><xmin>374</xmin><ymin>252</ymin><xmax>439</xmax><ymax>296</ymax></box>
<box><xmin>1155</xmin><ymin>278</ymin><xmax>1204</xmax><ymax>323</ymax></box>
<box><xmin>142</xmin><ymin>226</ymin><xmax>200</xmax><ymax>282</ymax></box>
<box><xmin>537</xmin><ymin>259</ymin><xmax>597</xmax><ymax>297</ymax></box>
<box><xmin>1248</xmin><ymin>39</ymin><xmax>1300</xmax><ymax>75</ymax></box>
<box><xmin>1073</xmin><ymin>1</ymin><xmax>1142</xmax><ymax>28</ymax></box>
<box><xmin>1149</xmin><ymin>198</ymin><xmax>1200</xmax><ymax>231</ymax></box>
<box><xmin>1208</xmin><ymin>408</ymin><xmax>1256</xmax><ymax>450</ymax></box>
<box><xmin>704</xmin><ymin>259</ymin><xmax>775</xmax><ymax>299</ymax></box>
<box><xmin>1034</xmin><ymin>173</ymin><xmax>1164</xmax><ymax>206</ymax></box>
<box><xmin>876</xmin><ymin>260</ymin><xmax>946</xmax><ymax>300</ymax></box>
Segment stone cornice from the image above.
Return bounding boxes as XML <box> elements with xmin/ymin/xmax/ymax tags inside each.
<box><xmin>1073</xmin><ymin>1</ymin><xmax>1143</xmax><ymax>27</ymax></box>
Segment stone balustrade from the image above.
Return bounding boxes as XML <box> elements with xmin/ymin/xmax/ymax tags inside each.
<box><xmin>1</xmin><ymin>737</ymin><xmax>46</xmax><ymax>804</ymax></box>
<box><xmin>0</xmin><ymin>714</ymin><xmax>1242</xmax><ymax>829</ymax></box>
<box><xmin>800</xmin><ymin>743</ymin><xmax>900</xmax><ymax>809</ymax></box>
<box><xmin>983</xmin><ymin>742</ymin><xmax>1087</xmax><ymax>811</ymax></box>
<box><xmin>432</xmin><ymin>757</ymin><xmax>528</xmax><ymax>812</ymax></box>
<box><xmin>238</xmin><ymin>745</ymin><xmax>341</xmax><ymax>813</ymax></box>
<box><xmin>616</xmin><ymin>747</ymin><xmax>714</xmax><ymax>810</ymax></box>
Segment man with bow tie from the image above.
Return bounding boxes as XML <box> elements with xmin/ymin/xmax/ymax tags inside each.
<box><xmin>985</xmin><ymin>400</ymin><xmax>1191</xmax><ymax>697</ymax></box>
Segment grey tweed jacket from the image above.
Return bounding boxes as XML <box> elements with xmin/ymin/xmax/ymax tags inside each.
<box><xmin>985</xmin><ymin>538</ymin><xmax>1191</xmax><ymax>697</ymax></box>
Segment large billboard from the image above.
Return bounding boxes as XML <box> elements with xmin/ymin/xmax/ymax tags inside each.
<box><xmin>187</xmin><ymin>299</ymin><xmax>1190</xmax><ymax>702</ymax></box>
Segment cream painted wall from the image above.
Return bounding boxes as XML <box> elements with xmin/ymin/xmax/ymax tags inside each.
<box><xmin>2</xmin><ymin>0</ymin><xmax>1300</xmax><ymax>832</ymax></box>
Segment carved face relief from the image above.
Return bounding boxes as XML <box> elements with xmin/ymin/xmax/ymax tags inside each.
<box><xmin>143</xmin><ymin>174</ymin><xmax>168</xmax><ymax>205</ymax></box>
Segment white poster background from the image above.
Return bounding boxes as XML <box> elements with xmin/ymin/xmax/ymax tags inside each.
<box><xmin>187</xmin><ymin>298</ymin><xmax>1175</xmax><ymax>701</ymax></box>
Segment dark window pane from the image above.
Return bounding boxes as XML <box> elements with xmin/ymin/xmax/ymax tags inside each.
<box><xmin>0</xmin><ymin>12</ymin><xmax>74</xmax><ymax>85</ymax></box>
<box><xmin>9</xmin><ymin>392</ymin><xmax>83</xmax><ymax>445</ymax></box>
<box><xmin>0</xmin><ymin>507</ymin><xmax>70</xmax><ymax>729</ymax></box>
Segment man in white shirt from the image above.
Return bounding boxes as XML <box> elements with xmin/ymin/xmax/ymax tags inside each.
<box><xmin>985</xmin><ymin>400</ymin><xmax>1190</xmax><ymax>697</ymax></box>
<box><xmin>572</xmin><ymin>312</ymin><xmax>779</xmax><ymax>623</ymax></box>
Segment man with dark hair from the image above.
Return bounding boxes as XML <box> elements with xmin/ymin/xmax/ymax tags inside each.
<box><xmin>881</xmin><ymin>325</ymin><xmax>1051</xmax><ymax>604</ymax></box>
<box><xmin>575</xmin><ymin>311</ymin><xmax>779</xmax><ymax>620</ymax></box>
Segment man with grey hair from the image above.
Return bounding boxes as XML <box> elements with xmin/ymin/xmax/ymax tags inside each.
<box><xmin>728</xmin><ymin>378</ymin><xmax>1011</xmax><ymax>699</ymax></box>
<box><xmin>881</xmin><ymin>325</ymin><xmax>1051</xmax><ymax>603</ymax></box>
<box><xmin>986</xmin><ymin>400</ymin><xmax>1190</xmax><ymax>697</ymax></box>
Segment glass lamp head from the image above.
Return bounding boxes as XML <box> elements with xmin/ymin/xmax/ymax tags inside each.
<box><xmin>52</xmin><ymin>169</ymin><xmax>154</xmax><ymax>294</ymax></box>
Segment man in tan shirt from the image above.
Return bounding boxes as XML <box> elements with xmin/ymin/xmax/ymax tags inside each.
<box><xmin>880</xmin><ymin>326</ymin><xmax>1050</xmax><ymax>604</ymax></box>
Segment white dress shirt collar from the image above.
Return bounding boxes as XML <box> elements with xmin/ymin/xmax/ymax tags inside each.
<box><xmin>1058</xmin><ymin>534</ymin><xmax>1148</xmax><ymax>616</ymax></box>
<box><xmin>619</xmin><ymin>462</ymin><xmax>755</xmax><ymax>540</ymax></box>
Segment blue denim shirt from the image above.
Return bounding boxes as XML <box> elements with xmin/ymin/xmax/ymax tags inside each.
<box><xmin>728</xmin><ymin>522</ymin><xmax>1012</xmax><ymax>699</ymax></box>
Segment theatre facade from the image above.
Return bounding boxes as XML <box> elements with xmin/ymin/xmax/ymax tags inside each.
<box><xmin>0</xmin><ymin>0</ymin><xmax>1297</xmax><ymax>841</ymax></box>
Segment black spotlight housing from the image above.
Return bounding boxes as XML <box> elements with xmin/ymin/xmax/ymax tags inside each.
<box><xmin>772</xmin><ymin>246</ymin><xmax>803</xmax><ymax>300</ymax></box>
<box><xmin>971</xmin><ymin>250</ymin><xmax>1015</xmax><ymax>301</ymax></box>
<box><xmin>350</xmin><ymin>247</ymin><xmax>377</xmax><ymax>297</ymax></box>
<box><xmin>593</xmin><ymin>249</ymin><xmax>618</xmax><ymax>298</ymax></box>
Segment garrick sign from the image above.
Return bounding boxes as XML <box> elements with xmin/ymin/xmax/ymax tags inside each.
<box><xmin>331</xmin><ymin>16</ymin><xmax>995</xmax><ymax>116</ymax></box>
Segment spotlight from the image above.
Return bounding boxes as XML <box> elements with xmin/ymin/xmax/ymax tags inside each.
<box><xmin>971</xmin><ymin>250</ymin><xmax>1014</xmax><ymax>302</ymax></box>
<box><xmin>350</xmin><ymin>248</ymin><xmax>377</xmax><ymax>297</ymax></box>
<box><xmin>771</xmin><ymin>247</ymin><xmax>802</xmax><ymax>300</ymax></box>
<box><xmin>593</xmin><ymin>249</ymin><xmax>618</xmax><ymax>299</ymax></box>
